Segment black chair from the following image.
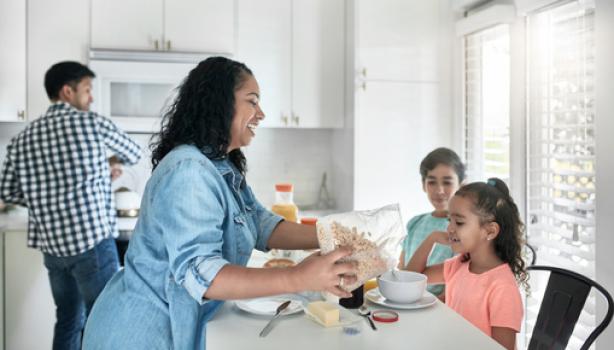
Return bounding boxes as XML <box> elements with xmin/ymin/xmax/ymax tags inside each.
<box><xmin>526</xmin><ymin>243</ymin><xmax>537</xmax><ymax>266</ymax></box>
<box><xmin>527</xmin><ymin>265</ymin><xmax>614</xmax><ymax>350</ymax></box>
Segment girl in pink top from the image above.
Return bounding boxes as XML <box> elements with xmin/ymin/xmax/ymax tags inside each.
<box><xmin>406</xmin><ymin>178</ymin><xmax>528</xmax><ymax>350</ymax></box>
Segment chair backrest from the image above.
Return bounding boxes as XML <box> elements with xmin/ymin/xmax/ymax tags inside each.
<box><xmin>528</xmin><ymin>265</ymin><xmax>614</xmax><ymax>350</ymax></box>
<box><xmin>526</xmin><ymin>243</ymin><xmax>537</xmax><ymax>266</ymax></box>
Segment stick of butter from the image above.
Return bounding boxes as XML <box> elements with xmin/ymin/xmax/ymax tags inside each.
<box><xmin>306</xmin><ymin>301</ymin><xmax>340</xmax><ymax>327</ymax></box>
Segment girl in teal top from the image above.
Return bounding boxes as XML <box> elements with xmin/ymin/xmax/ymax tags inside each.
<box><xmin>399</xmin><ymin>147</ymin><xmax>465</xmax><ymax>296</ymax></box>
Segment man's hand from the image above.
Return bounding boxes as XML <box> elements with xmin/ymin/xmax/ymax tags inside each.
<box><xmin>109</xmin><ymin>156</ymin><xmax>123</xmax><ymax>181</ymax></box>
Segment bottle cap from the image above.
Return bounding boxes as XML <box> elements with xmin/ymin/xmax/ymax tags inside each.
<box><xmin>372</xmin><ymin>310</ymin><xmax>399</xmax><ymax>323</ymax></box>
<box><xmin>275</xmin><ymin>183</ymin><xmax>293</xmax><ymax>192</ymax></box>
<box><xmin>300</xmin><ymin>217</ymin><xmax>318</xmax><ymax>225</ymax></box>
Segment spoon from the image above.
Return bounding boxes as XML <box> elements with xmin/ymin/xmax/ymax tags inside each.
<box><xmin>259</xmin><ymin>300</ymin><xmax>292</xmax><ymax>337</ymax></box>
<box><xmin>358</xmin><ymin>305</ymin><xmax>377</xmax><ymax>330</ymax></box>
<box><xmin>391</xmin><ymin>269</ymin><xmax>401</xmax><ymax>281</ymax></box>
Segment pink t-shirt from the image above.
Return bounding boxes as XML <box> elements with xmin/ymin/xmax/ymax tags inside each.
<box><xmin>443</xmin><ymin>255</ymin><xmax>523</xmax><ymax>336</ymax></box>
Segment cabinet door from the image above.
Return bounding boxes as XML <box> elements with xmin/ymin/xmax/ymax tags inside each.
<box><xmin>165</xmin><ymin>0</ymin><xmax>235</xmax><ymax>53</ymax></box>
<box><xmin>0</xmin><ymin>0</ymin><xmax>26</xmax><ymax>122</ymax></box>
<box><xmin>354</xmin><ymin>81</ymin><xmax>441</xmax><ymax>220</ymax></box>
<box><xmin>292</xmin><ymin>0</ymin><xmax>345</xmax><ymax>128</ymax></box>
<box><xmin>91</xmin><ymin>0</ymin><xmax>163</xmax><ymax>50</ymax></box>
<box><xmin>236</xmin><ymin>0</ymin><xmax>291</xmax><ymax>128</ymax></box>
<box><xmin>356</xmin><ymin>0</ymin><xmax>439</xmax><ymax>82</ymax></box>
<box><xmin>4</xmin><ymin>232</ymin><xmax>55</xmax><ymax>349</ymax></box>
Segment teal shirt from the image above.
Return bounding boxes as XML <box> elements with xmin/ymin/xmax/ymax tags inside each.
<box><xmin>401</xmin><ymin>213</ymin><xmax>454</xmax><ymax>295</ymax></box>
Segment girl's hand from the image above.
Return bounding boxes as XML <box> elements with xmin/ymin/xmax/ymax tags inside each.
<box><xmin>292</xmin><ymin>247</ymin><xmax>357</xmax><ymax>298</ymax></box>
<box><xmin>430</xmin><ymin>231</ymin><xmax>451</xmax><ymax>245</ymax></box>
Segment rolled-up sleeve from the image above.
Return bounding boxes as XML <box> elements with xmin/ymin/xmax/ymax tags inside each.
<box><xmin>96</xmin><ymin>114</ymin><xmax>142</xmax><ymax>165</ymax></box>
<box><xmin>152</xmin><ymin>159</ymin><xmax>231</xmax><ymax>305</ymax></box>
<box><xmin>247</xmin><ymin>186</ymin><xmax>283</xmax><ymax>252</ymax></box>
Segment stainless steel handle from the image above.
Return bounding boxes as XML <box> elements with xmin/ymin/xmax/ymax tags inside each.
<box><xmin>291</xmin><ymin>114</ymin><xmax>299</xmax><ymax>126</ymax></box>
<box><xmin>361</xmin><ymin>67</ymin><xmax>367</xmax><ymax>77</ymax></box>
<box><xmin>166</xmin><ymin>40</ymin><xmax>171</xmax><ymax>51</ymax></box>
<box><xmin>281</xmin><ymin>114</ymin><xmax>289</xmax><ymax>126</ymax></box>
<box><xmin>17</xmin><ymin>110</ymin><xmax>25</xmax><ymax>120</ymax></box>
<box><xmin>361</xmin><ymin>82</ymin><xmax>367</xmax><ymax>91</ymax></box>
<box><xmin>259</xmin><ymin>313</ymin><xmax>281</xmax><ymax>337</ymax></box>
<box><xmin>154</xmin><ymin>39</ymin><xmax>159</xmax><ymax>50</ymax></box>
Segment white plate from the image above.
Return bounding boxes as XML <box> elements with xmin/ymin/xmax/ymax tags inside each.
<box><xmin>234</xmin><ymin>296</ymin><xmax>304</xmax><ymax>316</ymax></box>
<box><xmin>365</xmin><ymin>288</ymin><xmax>437</xmax><ymax>310</ymax></box>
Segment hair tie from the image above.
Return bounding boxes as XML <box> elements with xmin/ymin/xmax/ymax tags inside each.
<box><xmin>487</xmin><ymin>179</ymin><xmax>497</xmax><ymax>187</ymax></box>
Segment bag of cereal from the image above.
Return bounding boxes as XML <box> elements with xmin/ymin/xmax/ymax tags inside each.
<box><xmin>316</xmin><ymin>204</ymin><xmax>405</xmax><ymax>292</ymax></box>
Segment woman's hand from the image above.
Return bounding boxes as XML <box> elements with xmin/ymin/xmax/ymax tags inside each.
<box><xmin>291</xmin><ymin>247</ymin><xmax>357</xmax><ymax>298</ymax></box>
<box><xmin>430</xmin><ymin>231</ymin><xmax>451</xmax><ymax>245</ymax></box>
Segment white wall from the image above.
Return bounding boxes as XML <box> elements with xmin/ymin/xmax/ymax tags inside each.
<box><xmin>595</xmin><ymin>0</ymin><xmax>614</xmax><ymax>347</ymax></box>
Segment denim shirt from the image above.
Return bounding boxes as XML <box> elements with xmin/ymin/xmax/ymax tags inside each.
<box><xmin>83</xmin><ymin>145</ymin><xmax>283</xmax><ymax>349</ymax></box>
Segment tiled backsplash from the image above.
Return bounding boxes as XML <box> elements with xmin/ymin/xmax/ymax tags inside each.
<box><xmin>243</xmin><ymin>128</ymin><xmax>335</xmax><ymax>209</ymax></box>
<box><xmin>117</xmin><ymin>129</ymin><xmax>336</xmax><ymax>210</ymax></box>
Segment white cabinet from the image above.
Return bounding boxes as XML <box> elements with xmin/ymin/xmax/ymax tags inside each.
<box><xmin>0</xmin><ymin>0</ymin><xmax>27</xmax><ymax>122</ymax></box>
<box><xmin>352</xmin><ymin>0</ymin><xmax>447</xmax><ymax>220</ymax></box>
<box><xmin>236</xmin><ymin>0</ymin><xmax>344</xmax><ymax>128</ymax></box>
<box><xmin>91</xmin><ymin>0</ymin><xmax>234</xmax><ymax>53</ymax></box>
<box><xmin>356</xmin><ymin>0</ymin><xmax>439</xmax><ymax>82</ymax></box>
<box><xmin>164</xmin><ymin>0</ymin><xmax>234</xmax><ymax>53</ymax></box>
<box><xmin>91</xmin><ymin>0</ymin><xmax>163</xmax><ymax>51</ymax></box>
<box><xmin>3</xmin><ymin>231</ymin><xmax>55</xmax><ymax>350</ymax></box>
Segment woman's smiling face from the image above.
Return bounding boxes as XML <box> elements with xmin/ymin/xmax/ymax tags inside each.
<box><xmin>228</xmin><ymin>74</ymin><xmax>264</xmax><ymax>152</ymax></box>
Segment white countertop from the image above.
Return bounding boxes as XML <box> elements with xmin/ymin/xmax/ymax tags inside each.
<box><xmin>207</xmin><ymin>295</ymin><xmax>505</xmax><ymax>350</ymax></box>
<box><xmin>0</xmin><ymin>207</ymin><xmax>28</xmax><ymax>232</ymax></box>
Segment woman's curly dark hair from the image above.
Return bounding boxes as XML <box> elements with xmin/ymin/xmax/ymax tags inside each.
<box><xmin>150</xmin><ymin>56</ymin><xmax>253</xmax><ymax>174</ymax></box>
<box><xmin>455</xmin><ymin>178</ymin><xmax>530</xmax><ymax>292</ymax></box>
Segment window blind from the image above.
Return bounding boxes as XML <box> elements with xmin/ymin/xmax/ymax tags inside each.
<box><xmin>526</xmin><ymin>1</ymin><xmax>596</xmax><ymax>348</ymax></box>
<box><xmin>464</xmin><ymin>24</ymin><xmax>511</xmax><ymax>183</ymax></box>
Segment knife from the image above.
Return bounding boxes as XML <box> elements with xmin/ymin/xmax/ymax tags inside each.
<box><xmin>259</xmin><ymin>300</ymin><xmax>291</xmax><ymax>337</ymax></box>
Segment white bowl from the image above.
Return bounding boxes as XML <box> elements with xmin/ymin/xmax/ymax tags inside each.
<box><xmin>377</xmin><ymin>270</ymin><xmax>427</xmax><ymax>304</ymax></box>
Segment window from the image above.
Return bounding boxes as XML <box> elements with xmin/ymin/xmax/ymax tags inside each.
<box><xmin>463</xmin><ymin>24</ymin><xmax>511</xmax><ymax>183</ymax></box>
<box><xmin>526</xmin><ymin>1</ymin><xmax>596</xmax><ymax>348</ymax></box>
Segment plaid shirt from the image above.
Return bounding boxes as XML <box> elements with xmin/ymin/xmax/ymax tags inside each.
<box><xmin>0</xmin><ymin>102</ymin><xmax>142</xmax><ymax>256</ymax></box>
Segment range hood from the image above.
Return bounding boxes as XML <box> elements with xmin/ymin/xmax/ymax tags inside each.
<box><xmin>89</xmin><ymin>48</ymin><xmax>230</xmax><ymax>64</ymax></box>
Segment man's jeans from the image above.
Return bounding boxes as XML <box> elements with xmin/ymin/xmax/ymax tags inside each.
<box><xmin>43</xmin><ymin>238</ymin><xmax>120</xmax><ymax>350</ymax></box>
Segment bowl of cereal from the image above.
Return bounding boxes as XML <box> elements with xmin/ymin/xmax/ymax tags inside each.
<box><xmin>377</xmin><ymin>270</ymin><xmax>426</xmax><ymax>304</ymax></box>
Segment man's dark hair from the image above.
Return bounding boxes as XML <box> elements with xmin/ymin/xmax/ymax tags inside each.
<box><xmin>44</xmin><ymin>61</ymin><xmax>95</xmax><ymax>100</ymax></box>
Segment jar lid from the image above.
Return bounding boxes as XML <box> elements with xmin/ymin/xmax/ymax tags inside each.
<box><xmin>300</xmin><ymin>217</ymin><xmax>318</xmax><ymax>225</ymax></box>
<box><xmin>372</xmin><ymin>310</ymin><xmax>399</xmax><ymax>323</ymax></box>
<box><xmin>275</xmin><ymin>183</ymin><xmax>293</xmax><ymax>192</ymax></box>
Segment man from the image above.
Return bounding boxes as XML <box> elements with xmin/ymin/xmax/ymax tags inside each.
<box><xmin>0</xmin><ymin>61</ymin><xmax>142</xmax><ymax>350</ymax></box>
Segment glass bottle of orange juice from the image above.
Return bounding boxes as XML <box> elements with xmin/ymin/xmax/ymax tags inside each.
<box><xmin>271</xmin><ymin>183</ymin><xmax>298</xmax><ymax>223</ymax></box>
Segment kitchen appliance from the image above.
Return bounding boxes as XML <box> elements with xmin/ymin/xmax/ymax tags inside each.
<box><xmin>88</xmin><ymin>49</ymin><xmax>222</xmax><ymax>133</ymax></box>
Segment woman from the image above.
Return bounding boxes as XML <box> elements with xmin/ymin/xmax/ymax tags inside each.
<box><xmin>83</xmin><ymin>57</ymin><xmax>356</xmax><ymax>349</ymax></box>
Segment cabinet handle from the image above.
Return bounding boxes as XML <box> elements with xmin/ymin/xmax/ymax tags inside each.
<box><xmin>361</xmin><ymin>82</ymin><xmax>367</xmax><ymax>91</ymax></box>
<box><xmin>17</xmin><ymin>110</ymin><xmax>25</xmax><ymax>120</ymax></box>
<box><xmin>166</xmin><ymin>40</ymin><xmax>171</xmax><ymax>51</ymax></box>
<box><xmin>361</xmin><ymin>67</ymin><xmax>367</xmax><ymax>77</ymax></box>
<box><xmin>154</xmin><ymin>40</ymin><xmax>159</xmax><ymax>50</ymax></box>
<box><xmin>281</xmin><ymin>114</ymin><xmax>289</xmax><ymax>126</ymax></box>
<box><xmin>291</xmin><ymin>114</ymin><xmax>299</xmax><ymax>126</ymax></box>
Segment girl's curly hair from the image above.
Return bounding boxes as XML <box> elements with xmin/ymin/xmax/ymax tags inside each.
<box><xmin>455</xmin><ymin>178</ymin><xmax>530</xmax><ymax>292</ymax></box>
<box><xmin>150</xmin><ymin>56</ymin><xmax>253</xmax><ymax>175</ymax></box>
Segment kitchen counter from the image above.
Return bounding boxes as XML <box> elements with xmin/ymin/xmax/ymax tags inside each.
<box><xmin>0</xmin><ymin>207</ymin><xmax>28</xmax><ymax>232</ymax></box>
